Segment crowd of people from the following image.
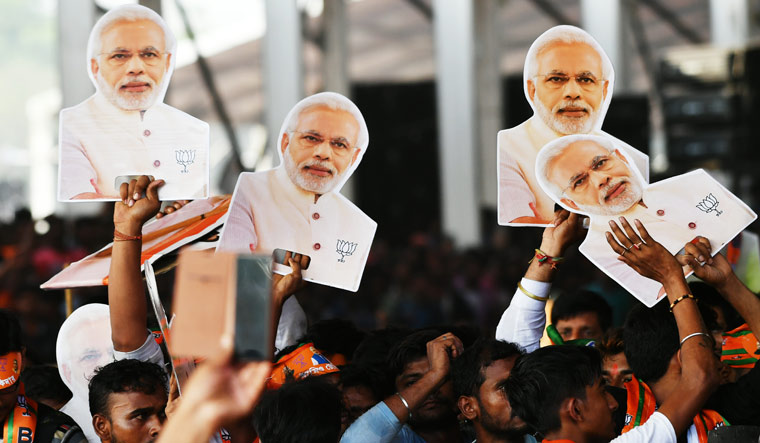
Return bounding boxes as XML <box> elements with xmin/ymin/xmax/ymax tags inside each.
<box><xmin>1</xmin><ymin>176</ymin><xmax>759</xmax><ymax>443</ymax></box>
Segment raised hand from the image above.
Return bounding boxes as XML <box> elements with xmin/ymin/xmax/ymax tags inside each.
<box><xmin>605</xmin><ymin>217</ymin><xmax>682</xmax><ymax>284</ymax></box>
<box><xmin>676</xmin><ymin>237</ymin><xmax>734</xmax><ymax>290</ymax></box>
<box><xmin>114</xmin><ymin>175</ymin><xmax>164</xmax><ymax>235</ymax></box>
<box><xmin>272</xmin><ymin>251</ymin><xmax>310</xmax><ymax>306</ymax></box>
<box><xmin>540</xmin><ymin>210</ymin><xmax>587</xmax><ymax>256</ymax></box>
<box><xmin>426</xmin><ymin>333</ymin><xmax>464</xmax><ymax>383</ymax></box>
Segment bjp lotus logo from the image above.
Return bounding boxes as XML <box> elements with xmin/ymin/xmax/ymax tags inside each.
<box><xmin>336</xmin><ymin>240</ymin><xmax>357</xmax><ymax>263</ymax></box>
<box><xmin>175</xmin><ymin>149</ymin><xmax>196</xmax><ymax>173</ymax></box>
<box><xmin>696</xmin><ymin>193</ymin><xmax>722</xmax><ymax>216</ymax></box>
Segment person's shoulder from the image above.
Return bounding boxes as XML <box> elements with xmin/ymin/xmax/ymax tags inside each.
<box><xmin>35</xmin><ymin>403</ymin><xmax>87</xmax><ymax>443</ymax></box>
<box><xmin>60</xmin><ymin>96</ymin><xmax>98</xmax><ymax>120</ymax></box>
<box><xmin>498</xmin><ymin>119</ymin><xmax>531</xmax><ymax>141</ymax></box>
<box><xmin>329</xmin><ymin>193</ymin><xmax>376</xmax><ymax>227</ymax></box>
<box><xmin>154</xmin><ymin>103</ymin><xmax>209</xmax><ymax>131</ymax></box>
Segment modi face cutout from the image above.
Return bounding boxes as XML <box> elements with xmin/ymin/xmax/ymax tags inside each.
<box><xmin>217</xmin><ymin>92</ymin><xmax>377</xmax><ymax>293</ymax></box>
<box><xmin>497</xmin><ymin>25</ymin><xmax>649</xmax><ymax>227</ymax></box>
<box><xmin>91</xmin><ymin>17</ymin><xmax>170</xmax><ymax>111</ymax></box>
<box><xmin>527</xmin><ymin>40</ymin><xmax>608</xmax><ymax>135</ymax></box>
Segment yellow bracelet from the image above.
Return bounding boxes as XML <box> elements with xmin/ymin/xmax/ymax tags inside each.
<box><xmin>669</xmin><ymin>294</ymin><xmax>696</xmax><ymax>312</ymax></box>
<box><xmin>518</xmin><ymin>282</ymin><xmax>549</xmax><ymax>302</ymax></box>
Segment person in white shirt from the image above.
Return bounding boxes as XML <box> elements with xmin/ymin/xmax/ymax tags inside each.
<box><xmin>503</xmin><ymin>220</ymin><xmax>720</xmax><ymax>443</ymax></box>
<box><xmin>217</xmin><ymin>92</ymin><xmax>377</xmax><ymax>292</ymax></box>
<box><xmin>497</xmin><ymin>25</ymin><xmax>648</xmax><ymax>226</ymax></box>
<box><xmin>58</xmin><ymin>4</ymin><xmax>209</xmax><ymax>201</ymax></box>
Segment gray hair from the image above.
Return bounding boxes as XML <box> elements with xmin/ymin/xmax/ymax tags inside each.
<box><xmin>524</xmin><ymin>25</ymin><xmax>613</xmax><ymax>85</ymax></box>
<box><xmin>535</xmin><ymin>134</ymin><xmax>617</xmax><ymax>202</ymax></box>
<box><xmin>87</xmin><ymin>4</ymin><xmax>176</xmax><ymax>61</ymax></box>
<box><xmin>277</xmin><ymin>92</ymin><xmax>369</xmax><ymax>192</ymax></box>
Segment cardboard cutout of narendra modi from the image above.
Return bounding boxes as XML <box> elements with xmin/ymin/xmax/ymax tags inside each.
<box><xmin>497</xmin><ymin>25</ymin><xmax>649</xmax><ymax>226</ymax></box>
<box><xmin>536</xmin><ymin>134</ymin><xmax>756</xmax><ymax>307</ymax></box>
<box><xmin>217</xmin><ymin>92</ymin><xmax>377</xmax><ymax>292</ymax></box>
<box><xmin>58</xmin><ymin>4</ymin><xmax>209</xmax><ymax>201</ymax></box>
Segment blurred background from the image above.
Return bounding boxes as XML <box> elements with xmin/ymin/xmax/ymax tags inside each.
<box><xmin>3</xmin><ymin>0</ymin><xmax>760</xmax><ymax>364</ymax></box>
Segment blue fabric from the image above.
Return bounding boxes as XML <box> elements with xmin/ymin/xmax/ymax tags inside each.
<box><xmin>340</xmin><ymin>401</ymin><xmax>426</xmax><ymax>443</ymax></box>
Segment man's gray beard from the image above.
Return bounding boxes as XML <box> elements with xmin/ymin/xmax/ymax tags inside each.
<box><xmin>534</xmin><ymin>97</ymin><xmax>597</xmax><ymax>135</ymax></box>
<box><xmin>283</xmin><ymin>146</ymin><xmax>344</xmax><ymax>194</ymax></box>
<box><xmin>576</xmin><ymin>178</ymin><xmax>644</xmax><ymax>216</ymax></box>
<box><xmin>96</xmin><ymin>74</ymin><xmax>159</xmax><ymax>111</ymax></box>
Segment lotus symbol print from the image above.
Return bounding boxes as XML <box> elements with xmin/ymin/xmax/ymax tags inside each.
<box><xmin>336</xmin><ymin>239</ymin><xmax>357</xmax><ymax>263</ymax></box>
<box><xmin>696</xmin><ymin>193</ymin><xmax>722</xmax><ymax>216</ymax></box>
<box><xmin>175</xmin><ymin>149</ymin><xmax>196</xmax><ymax>173</ymax></box>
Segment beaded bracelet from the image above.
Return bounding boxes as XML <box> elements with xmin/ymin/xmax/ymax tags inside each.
<box><xmin>529</xmin><ymin>248</ymin><xmax>564</xmax><ymax>269</ymax></box>
<box><xmin>518</xmin><ymin>282</ymin><xmax>549</xmax><ymax>302</ymax></box>
<box><xmin>114</xmin><ymin>228</ymin><xmax>142</xmax><ymax>242</ymax></box>
<box><xmin>669</xmin><ymin>294</ymin><xmax>696</xmax><ymax>312</ymax></box>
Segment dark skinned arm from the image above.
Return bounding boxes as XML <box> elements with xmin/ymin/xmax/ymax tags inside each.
<box><xmin>109</xmin><ymin>175</ymin><xmax>164</xmax><ymax>352</ymax></box>
<box><xmin>607</xmin><ymin>218</ymin><xmax>719</xmax><ymax>435</ymax></box>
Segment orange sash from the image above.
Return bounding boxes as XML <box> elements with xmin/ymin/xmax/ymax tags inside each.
<box><xmin>622</xmin><ymin>378</ymin><xmax>729</xmax><ymax>442</ymax></box>
<box><xmin>266</xmin><ymin>343</ymin><xmax>339</xmax><ymax>390</ymax></box>
<box><xmin>2</xmin><ymin>383</ymin><xmax>38</xmax><ymax>443</ymax></box>
<box><xmin>721</xmin><ymin>324</ymin><xmax>759</xmax><ymax>368</ymax></box>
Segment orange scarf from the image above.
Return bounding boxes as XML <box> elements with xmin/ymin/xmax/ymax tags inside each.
<box><xmin>2</xmin><ymin>382</ymin><xmax>38</xmax><ymax>443</ymax></box>
<box><xmin>721</xmin><ymin>323</ymin><xmax>759</xmax><ymax>368</ymax></box>
<box><xmin>622</xmin><ymin>378</ymin><xmax>729</xmax><ymax>442</ymax></box>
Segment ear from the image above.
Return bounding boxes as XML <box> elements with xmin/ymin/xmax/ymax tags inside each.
<box><xmin>560</xmin><ymin>197</ymin><xmax>580</xmax><ymax>211</ymax></box>
<box><xmin>527</xmin><ymin>79</ymin><xmax>536</xmax><ymax>102</ymax></box>
<box><xmin>280</xmin><ymin>132</ymin><xmax>290</xmax><ymax>155</ymax></box>
<box><xmin>93</xmin><ymin>414</ymin><xmax>112</xmax><ymax>443</ymax></box>
<box><xmin>350</xmin><ymin>148</ymin><xmax>361</xmax><ymax>167</ymax></box>
<box><xmin>90</xmin><ymin>59</ymin><xmax>99</xmax><ymax>77</ymax></box>
<box><xmin>457</xmin><ymin>395</ymin><xmax>479</xmax><ymax>421</ymax></box>
<box><xmin>567</xmin><ymin>397</ymin><xmax>584</xmax><ymax>423</ymax></box>
<box><xmin>602</xmin><ymin>80</ymin><xmax>609</xmax><ymax>101</ymax></box>
<box><xmin>165</xmin><ymin>53</ymin><xmax>172</xmax><ymax>72</ymax></box>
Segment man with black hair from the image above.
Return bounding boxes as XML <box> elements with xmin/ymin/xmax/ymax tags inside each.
<box><xmin>506</xmin><ymin>346</ymin><xmax>618</xmax><ymax>442</ymax></box>
<box><xmin>254</xmin><ymin>377</ymin><xmax>343</xmax><ymax>443</ymax></box>
<box><xmin>88</xmin><ymin>359</ymin><xmax>168</xmax><ymax>443</ymax></box>
<box><xmin>341</xmin><ymin>330</ymin><xmax>464</xmax><ymax>443</ymax></box>
<box><xmin>550</xmin><ymin>291</ymin><xmax>611</xmax><ymax>343</ymax></box>
<box><xmin>451</xmin><ymin>338</ymin><xmax>535</xmax><ymax>443</ymax></box>
<box><xmin>0</xmin><ymin>310</ymin><xmax>85</xmax><ymax>443</ymax></box>
<box><xmin>506</xmin><ymin>220</ymin><xmax>721</xmax><ymax>443</ymax></box>
<box><xmin>624</xmin><ymin>241</ymin><xmax>760</xmax><ymax>429</ymax></box>
<box><xmin>20</xmin><ymin>365</ymin><xmax>72</xmax><ymax>410</ymax></box>
<box><xmin>338</xmin><ymin>365</ymin><xmax>384</xmax><ymax>430</ymax></box>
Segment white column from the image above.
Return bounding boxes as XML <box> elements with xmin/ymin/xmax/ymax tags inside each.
<box><xmin>322</xmin><ymin>0</ymin><xmax>356</xmax><ymax>200</ymax></box>
<box><xmin>474</xmin><ymin>0</ymin><xmax>502</xmax><ymax>209</ymax></box>
<box><xmin>433</xmin><ymin>0</ymin><xmax>480</xmax><ymax>247</ymax></box>
<box><xmin>264</xmin><ymin>0</ymin><xmax>303</xmax><ymax>163</ymax></box>
<box><xmin>58</xmin><ymin>0</ymin><xmax>95</xmax><ymax>108</ymax></box>
<box><xmin>580</xmin><ymin>0</ymin><xmax>630</xmax><ymax>92</ymax></box>
<box><xmin>710</xmin><ymin>0</ymin><xmax>750</xmax><ymax>47</ymax></box>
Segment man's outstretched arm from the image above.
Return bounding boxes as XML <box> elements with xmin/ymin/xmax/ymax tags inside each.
<box><xmin>607</xmin><ymin>218</ymin><xmax>719</xmax><ymax>436</ymax></box>
<box><xmin>109</xmin><ymin>175</ymin><xmax>164</xmax><ymax>352</ymax></box>
<box><xmin>495</xmin><ymin>210</ymin><xmax>585</xmax><ymax>351</ymax></box>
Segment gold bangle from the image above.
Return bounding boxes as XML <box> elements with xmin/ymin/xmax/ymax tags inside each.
<box><xmin>669</xmin><ymin>294</ymin><xmax>696</xmax><ymax>312</ymax></box>
<box><xmin>518</xmin><ymin>282</ymin><xmax>549</xmax><ymax>302</ymax></box>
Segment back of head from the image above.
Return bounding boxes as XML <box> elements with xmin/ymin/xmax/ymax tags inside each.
<box><xmin>505</xmin><ymin>346</ymin><xmax>602</xmax><ymax>436</ymax></box>
<box><xmin>623</xmin><ymin>302</ymin><xmax>678</xmax><ymax>383</ymax></box>
<box><xmin>690</xmin><ymin>282</ymin><xmax>744</xmax><ymax>331</ymax></box>
<box><xmin>254</xmin><ymin>377</ymin><xmax>342</xmax><ymax>443</ymax></box>
<box><xmin>0</xmin><ymin>310</ymin><xmax>23</xmax><ymax>355</ymax></box>
<box><xmin>88</xmin><ymin>359</ymin><xmax>168</xmax><ymax>419</ymax></box>
<box><xmin>452</xmin><ymin>338</ymin><xmax>523</xmax><ymax>398</ymax></box>
<box><xmin>20</xmin><ymin>365</ymin><xmax>72</xmax><ymax>409</ymax></box>
<box><xmin>306</xmin><ymin>319</ymin><xmax>366</xmax><ymax>363</ymax></box>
